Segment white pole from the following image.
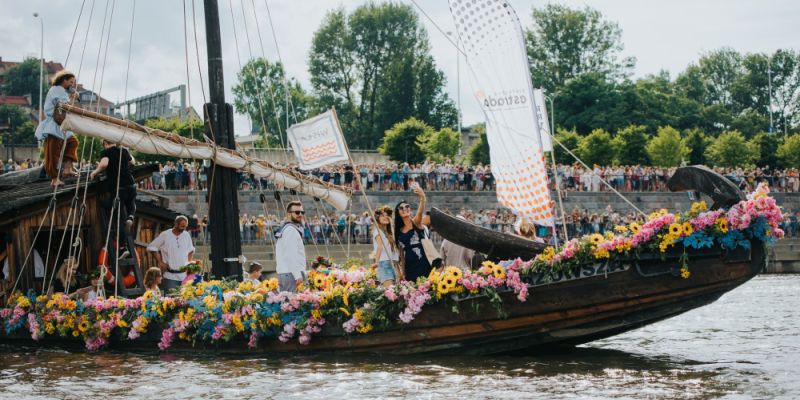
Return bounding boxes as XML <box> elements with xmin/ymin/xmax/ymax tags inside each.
<box><xmin>448</xmin><ymin>31</ymin><xmax>462</xmax><ymax>153</ymax></box>
<box><xmin>34</xmin><ymin>13</ymin><xmax>44</xmax><ymax>121</ymax></box>
<box><xmin>768</xmin><ymin>56</ymin><xmax>774</xmax><ymax>134</ymax></box>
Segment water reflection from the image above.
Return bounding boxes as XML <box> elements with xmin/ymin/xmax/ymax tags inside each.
<box><xmin>1</xmin><ymin>276</ymin><xmax>798</xmax><ymax>399</ymax></box>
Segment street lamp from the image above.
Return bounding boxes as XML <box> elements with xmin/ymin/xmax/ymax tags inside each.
<box><xmin>447</xmin><ymin>31</ymin><xmax>462</xmax><ymax>152</ymax></box>
<box><xmin>767</xmin><ymin>55</ymin><xmax>774</xmax><ymax>134</ymax></box>
<box><xmin>33</xmin><ymin>12</ymin><xmax>43</xmax><ymax>122</ymax></box>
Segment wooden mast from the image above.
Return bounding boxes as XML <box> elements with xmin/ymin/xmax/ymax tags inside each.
<box><xmin>204</xmin><ymin>0</ymin><xmax>242</xmax><ymax>280</ymax></box>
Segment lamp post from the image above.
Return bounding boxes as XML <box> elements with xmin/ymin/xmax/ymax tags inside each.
<box><xmin>767</xmin><ymin>55</ymin><xmax>774</xmax><ymax>134</ymax></box>
<box><xmin>447</xmin><ymin>31</ymin><xmax>462</xmax><ymax>152</ymax></box>
<box><xmin>33</xmin><ymin>12</ymin><xmax>44</xmax><ymax>122</ymax></box>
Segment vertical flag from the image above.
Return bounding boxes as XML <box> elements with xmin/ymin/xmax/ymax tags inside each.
<box><xmin>286</xmin><ymin>109</ymin><xmax>349</xmax><ymax>170</ymax></box>
<box><xmin>533</xmin><ymin>89</ymin><xmax>553</xmax><ymax>152</ymax></box>
<box><xmin>447</xmin><ymin>0</ymin><xmax>554</xmax><ymax>226</ymax></box>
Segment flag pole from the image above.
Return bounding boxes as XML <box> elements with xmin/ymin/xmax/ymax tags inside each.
<box><xmin>330</xmin><ymin>107</ymin><xmax>382</xmax><ymax>261</ymax></box>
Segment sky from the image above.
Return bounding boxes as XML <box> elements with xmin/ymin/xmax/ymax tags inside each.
<box><xmin>1</xmin><ymin>0</ymin><xmax>798</xmax><ymax>137</ymax></box>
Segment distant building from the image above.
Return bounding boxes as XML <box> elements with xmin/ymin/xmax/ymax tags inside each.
<box><xmin>75</xmin><ymin>84</ymin><xmax>115</xmax><ymax>115</ymax></box>
<box><xmin>0</xmin><ymin>95</ymin><xmax>38</xmax><ymax>123</ymax></box>
<box><xmin>111</xmin><ymin>85</ymin><xmax>190</xmax><ymax>123</ymax></box>
<box><xmin>0</xmin><ymin>57</ymin><xmax>64</xmax><ymax>88</ymax></box>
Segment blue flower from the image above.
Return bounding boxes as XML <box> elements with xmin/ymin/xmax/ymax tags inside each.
<box><xmin>682</xmin><ymin>232</ymin><xmax>714</xmax><ymax>249</ymax></box>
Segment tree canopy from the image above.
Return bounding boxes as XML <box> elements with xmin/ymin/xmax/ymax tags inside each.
<box><xmin>705</xmin><ymin>130</ymin><xmax>759</xmax><ymax>168</ymax></box>
<box><xmin>309</xmin><ymin>4</ymin><xmax>456</xmax><ymax>149</ymax></box>
<box><xmin>526</xmin><ymin>4</ymin><xmax>634</xmax><ymax>93</ymax></box>
<box><xmin>379</xmin><ymin>117</ymin><xmax>432</xmax><ymax>163</ymax></box>
<box><xmin>231</xmin><ymin>58</ymin><xmax>310</xmax><ymax>147</ymax></box>
<box><xmin>646</xmin><ymin>126</ymin><xmax>689</xmax><ymax>167</ymax></box>
<box><xmin>0</xmin><ymin>105</ymin><xmax>36</xmax><ymax>146</ymax></box>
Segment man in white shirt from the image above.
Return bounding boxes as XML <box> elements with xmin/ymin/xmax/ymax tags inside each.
<box><xmin>147</xmin><ymin>215</ymin><xmax>194</xmax><ymax>291</ymax></box>
<box><xmin>275</xmin><ymin>201</ymin><xmax>306</xmax><ymax>293</ymax></box>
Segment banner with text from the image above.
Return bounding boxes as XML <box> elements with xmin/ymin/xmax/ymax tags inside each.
<box><xmin>448</xmin><ymin>0</ymin><xmax>554</xmax><ymax>226</ymax></box>
<box><xmin>533</xmin><ymin>89</ymin><xmax>553</xmax><ymax>152</ymax></box>
<box><xmin>287</xmin><ymin>109</ymin><xmax>349</xmax><ymax>170</ymax></box>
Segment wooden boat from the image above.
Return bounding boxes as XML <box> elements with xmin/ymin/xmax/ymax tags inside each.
<box><xmin>0</xmin><ymin>168</ymin><xmax>769</xmax><ymax>355</ymax></box>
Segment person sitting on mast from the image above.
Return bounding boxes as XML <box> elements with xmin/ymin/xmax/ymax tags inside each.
<box><xmin>35</xmin><ymin>70</ymin><xmax>79</xmax><ymax>186</ymax></box>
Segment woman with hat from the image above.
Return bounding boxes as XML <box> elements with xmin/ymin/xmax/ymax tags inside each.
<box><xmin>35</xmin><ymin>70</ymin><xmax>79</xmax><ymax>186</ymax></box>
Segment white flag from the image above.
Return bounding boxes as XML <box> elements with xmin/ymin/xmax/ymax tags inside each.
<box><xmin>286</xmin><ymin>109</ymin><xmax>349</xmax><ymax>170</ymax></box>
<box><xmin>448</xmin><ymin>0</ymin><xmax>553</xmax><ymax>226</ymax></box>
<box><xmin>533</xmin><ymin>89</ymin><xmax>553</xmax><ymax>152</ymax></box>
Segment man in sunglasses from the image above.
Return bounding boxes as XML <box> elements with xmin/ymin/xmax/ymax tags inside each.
<box><xmin>275</xmin><ymin>201</ymin><xmax>307</xmax><ymax>293</ymax></box>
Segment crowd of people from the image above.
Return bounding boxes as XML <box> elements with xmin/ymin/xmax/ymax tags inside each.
<box><xmin>113</xmin><ymin>160</ymin><xmax>800</xmax><ymax>194</ymax></box>
<box><xmin>3</xmin><ymin>156</ymin><xmax>800</xmax><ymax>194</ymax></box>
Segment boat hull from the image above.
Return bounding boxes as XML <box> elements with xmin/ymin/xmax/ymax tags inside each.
<box><xmin>0</xmin><ymin>242</ymin><xmax>764</xmax><ymax>355</ymax></box>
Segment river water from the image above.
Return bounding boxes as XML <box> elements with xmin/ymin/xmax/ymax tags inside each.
<box><xmin>0</xmin><ymin>275</ymin><xmax>797</xmax><ymax>399</ymax></box>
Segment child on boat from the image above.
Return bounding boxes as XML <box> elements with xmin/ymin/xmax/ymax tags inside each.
<box><xmin>244</xmin><ymin>262</ymin><xmax>263</xmax><ymax>285</ymax></box>
<box><xmin>143</xmin><ymin>267</ymin><xmax>162</xmax><ymax>297</ymax></box>
<box><xmin>372</xmin><ymin>205</ymin><xmax>401</xmax><ymax>287</ymax></box>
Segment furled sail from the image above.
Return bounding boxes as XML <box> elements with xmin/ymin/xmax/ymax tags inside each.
<box><xmin>447</xmin><ymin>0</ymin><xmax>554</xmax><ymax>226</ymax></box>
<box><xmin>59</xmin><ymin>104</ymin><xmax>352</xmax><ymax>211</ymax></box>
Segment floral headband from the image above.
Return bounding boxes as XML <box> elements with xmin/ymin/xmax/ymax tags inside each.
<box><xmin>376</xmin><ymin>205</ymin><xmax>393</xmax><ymax>216</ymax></box>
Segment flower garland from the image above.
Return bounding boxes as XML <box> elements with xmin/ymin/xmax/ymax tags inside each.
<box><xmin>0</xmin><ymin>183</ymin><xmax>783</xmax><ymax>351</ymax></box>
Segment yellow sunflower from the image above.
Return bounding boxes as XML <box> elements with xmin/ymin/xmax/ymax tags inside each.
<box><xmin>629</xmin><ymin>222</ymin><xmax>641</xmax><ymax>234</ymax></box>
<box><xmin>682</xmin><ymin>222</ymin><xmax>694</xmax><ymax>236</ymax></box>
<box><xmin>680</xmin><ymin>267</ymin><xmax>691</xmax><ymax>279</ymax></box>
<box><xmin>78</xmin><ymin>320</ymin><xmax>90</xmax><ymax>333</ymax></box>
<box><xmin>716</xmin><ymin>218</ymin><xmax>729</xmax><ymax>233</ymax></box>
<box><xmin>492</xmin><ymin>265</ymin><xmax>506</xmax><ymax>280</ymax></box>
<box><xmin>589</xmin><ymin>233</ymin><xmax>604</xmax><ymax>246</ymax></box>
<box><xmin>614</xmin><ymin>225</ymin><xmax>628</xmax><ymax>233</ymax></box>
<box><xmin>668</xmin><ymin>223</ymin><xmax>682</xmax><ymax>236</ymax></box>
<box><xmin>690</xmin><ymin>201</ymin><xmax>708</xmax><ymax>214</ymax></box>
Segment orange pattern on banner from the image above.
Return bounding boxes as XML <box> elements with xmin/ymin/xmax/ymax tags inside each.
<box><xmin>300</xmin><ymin>140</ymin><xmax>338</xmax><ymax>162</ymax></box>
<box><xmin>494</xmin><ymin>146</ymin><xmax>553</xmax><ymax>225</ymax></box>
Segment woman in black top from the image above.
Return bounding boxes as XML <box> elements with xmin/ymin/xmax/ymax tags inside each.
<box><xmin>394</xmin><ymin>183</ymin><xmax>430</xmax><ymax>282</ymax></box>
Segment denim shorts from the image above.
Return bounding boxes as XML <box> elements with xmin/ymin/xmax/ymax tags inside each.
<box><xmin>377</xmin><ymin>260</ymin><xmax>397</xmax><ymax>283</ymax></box>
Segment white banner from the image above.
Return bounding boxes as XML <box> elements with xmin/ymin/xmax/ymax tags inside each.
<box><xmin>533</xmin><ymin>89</ymin><xmax>553</xmax><ymax>152</ymax></box>
<box><xmin>286</xmin><ymin>109</ymin><xmax>349</xmax><ymax>170</ymax></box>
<box><xmin>448</xmin><ymin>0</ymin><xmax>553</xmax><ymax>226</ymax></box>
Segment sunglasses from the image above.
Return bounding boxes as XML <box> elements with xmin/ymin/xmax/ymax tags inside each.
<box><xmin>291</xmin><ymin>210</ymin><xmax>306</xmax><ymax>215</ymax></box>
<box><xmin>398</xmin><ymin>204</ymin><xmax>411</xmax><ymax>210</ymax></box>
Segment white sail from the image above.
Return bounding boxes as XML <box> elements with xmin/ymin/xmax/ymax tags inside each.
<box><xmin>60</xmin><ymin>108</ymin><xmax>351</xmax><ymax>211</ymax></box>
<box><xmin>448</xmin><ymin>0</ymin><xmax>554</xmax><ymax>226</ymax></box>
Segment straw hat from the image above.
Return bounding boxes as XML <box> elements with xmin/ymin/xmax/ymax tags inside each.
<box><xmin>51</xmin><ymin>69</ymin><xmax>75</xmax><ymax>85</ymax></box>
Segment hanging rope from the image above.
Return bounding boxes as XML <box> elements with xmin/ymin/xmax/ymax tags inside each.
<box><xmin>47</xmin><ymin>0</ymin><xmax>115</xmax><ymax>295</ymax></box>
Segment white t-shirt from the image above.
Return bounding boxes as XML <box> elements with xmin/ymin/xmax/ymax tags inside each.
<box><xmin>372</xmin><ymin>229</ymin><xmax>399</xmax><ymax>262</ymax></box>
<box><xmin>147</xmin><ymin>229</ymin><xmax>195</xmax><ymax>281</ymax></box>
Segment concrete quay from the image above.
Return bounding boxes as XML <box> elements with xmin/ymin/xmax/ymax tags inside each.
<box><xmin>148</xmin><ymin>190</ymin><xmax>800</xmax><ymax>218</ymax></box>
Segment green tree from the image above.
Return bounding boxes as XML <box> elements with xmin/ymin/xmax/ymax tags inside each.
<box><xmin>749</xmin><ymin>132</ymin><xmax>782</xmax><ymax>168</ymax></box>
<box><xmin>232</xmin><ymin>58</ymin><xmax>310</xmax><ymax>147</ymax></box>
<box><xmin>777</xmin><ymin>134</ymin><xmax>800</xmax><ymax>168</ymax></box>
<box><xmin>576</xmin><ymin>128</ymin><xmax>616</xmax><ymax>166</ymax></box>
<box><xmin>418</xmin><ymin>127</ymin><xmax>461</xmax><ymax>163</ymax></box>
<box><xmin>0</xmin><ymin>105</ymin><xmax>37</xmax><ymax>145</ymax></box>
<box><xmin>553</xmin><ymin>128</ymin><xmax>581</xmax><ymax>164</ymax></box>
<box><xmin>526</xmin><ymin>4</ymin><xmax>634</xmax><ymax>93</ymax></box>
<box><xmin>646</xmin><ymin>126</ymin><xmax>689</xmax><ymax>167</ymax></box>
<box><xmin>467</xmin><ymin>124</ymin><xmax>489</xmax><ymax>166</ymax></box>
<box><xmin>705</xmin><ymin>130</ymin><xmax>759</xmax><ymax>167</ymax></box>
<box><xmin>1</xmin><ymin>58</ymin><xmax>48</xmax><ymax>109</ymax></box>
<box><xmin>555</xmin><ymin>72</ymin><xmax>635</xmax><ymax>134</ymax></box>
<box><xmin>138</xmin><ymin>117</ymin><xmax>205</xmax><ymax>163</ymax></box>
<box><xmin>309</xmin><ymin>4</ymin><xmax>456</xmax><ymax>149</ymax></box>
<box><xmin>614</xmin><ymin>124</ymin><xmax>649</xmax><ymax>165</ymax></box>
<box><xmin>379</xmin><ymin>117</ymin><xmax>431</xmax><ymax>163</ymax></box>
<box><xmin>683</xmin><ymin>128</ymin><xmax>709</xmax><ymax>165</ymax></box>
